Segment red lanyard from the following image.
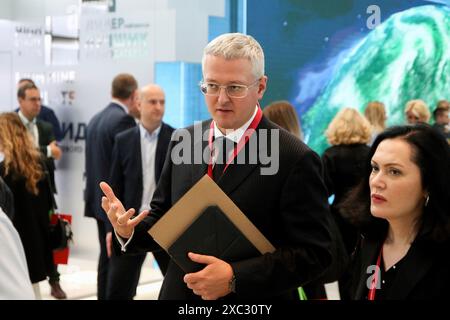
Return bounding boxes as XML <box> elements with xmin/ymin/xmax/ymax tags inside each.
<box><xmin>368</xmin><ymin>246</ymin><xmax>383</xmax><ymax>300</ymax></box>
<box><xmin>207</xmin><ymin>106</ymin><xmax>263</xmax><ymax>179</ymax></box>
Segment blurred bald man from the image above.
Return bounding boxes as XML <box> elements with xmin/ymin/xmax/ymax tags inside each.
<box><xmin>108</xmin><ymin>84</ymin><xmax>174</xmax><ymax>299</ymax></box>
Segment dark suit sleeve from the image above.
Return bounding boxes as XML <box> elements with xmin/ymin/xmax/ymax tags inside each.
<box><xmin>38</xmin><ymin>121</ymin><xmax>56</xmax><ymax>156</ymax></box>
<box><xmin>39</xmin><ymin>107</ymin><xmax>63</xmax><ymax>141</ymax></box>
<box><xmin>113</xmin><ymin>116</ymin><xmax>136</xmax><ymax>140</ymax></box>
<box><xmin>230</xmin><ymin>151</ymin><xmax>334</xmax><ymax>298</ymax></box>
<box><xmin>42</xmin><ymin>121</ymin><xmax>56</xmax><ymax>144</ymax></box>
<box><xmin>109</xmin><ymin>136</ymin><xmax>124</xmax><ymax>202</ymax></box>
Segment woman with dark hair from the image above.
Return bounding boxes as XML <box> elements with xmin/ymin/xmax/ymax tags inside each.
<box><xmin>340</xmin><ymin>123</ymin><xmax>450</xmax><ymax>300</ymax></box>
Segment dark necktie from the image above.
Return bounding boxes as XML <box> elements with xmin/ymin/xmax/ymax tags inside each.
<box><xmin>212</xmin><ymin>136</ymin><xmax>236</xmax><ymax>181</ymax></box>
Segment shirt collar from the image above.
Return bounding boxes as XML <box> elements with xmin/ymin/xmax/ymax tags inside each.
<box><xmin>18</xmin><ymin>110</ymin><xmax>36</xmax><ymax>125</ymax></box>
<box><xmin>213</xmin><ymin>106</ymin><xmax>258</xmax><ymax>143</ymax></box>
<box><xmin>139</xmin><ymin>123</ymin><xmax>161</xmax><ymax>140</ymax></box>
<box><xmin>111</xmin><ymin>99</ymin><xmax>129</xmax><ymax>114</ymax></box>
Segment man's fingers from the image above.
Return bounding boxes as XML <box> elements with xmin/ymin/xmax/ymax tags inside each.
<box><xmin>129</xmin><ymin>210</ymin><xmax>149</xmax><ymax>228</ymax></box>
<box><xmin>116</xmin><ymin>209</ymin><xmax>148</xmax><ymax>228</ymax></box>
<box><xmin>101</xmin><ymin>196</ymin><xmax>110</xmax><ymax>213</ymax></box>
<box><xmin>99</xmin><ymin>181</ymin><xmax>117</xmax><ymax>201</ymax></box>
<box><xmin>188</xmin><ymin>252</ymin><xmax>218</xmax><ymax>265</ymax></box>
<box><xmin>123</xmin><ymin>208</ymin><xmax>136</xmax><ymax>221</ymax></box>
<box><xmin>106</xmin><ymin>232</ymin><xmax>112</xmax><ymax>258</ymax></box>
<box><xmin>185</xmin><ymin>281</ymin><xmax>194</xmax><ymax>290</ymax></box>
<box><xmin>184</xmin><ymin>271</ymin><xmax>204</xmax><ymax>285</ymax></box>
<box><xmin>193</xmin><ymin>290</ymin><xmax>202</xmax><ymax>296</ymax></box>
<box><xmin>108</xmin><ymin>203</ymin><xmax>118</xmax><ymax>221</ymax></box>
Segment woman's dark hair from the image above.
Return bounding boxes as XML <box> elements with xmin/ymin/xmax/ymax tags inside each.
<box><xmin>340</xmin><ymin>123</ymin><xmax>450</xmax><ymax>242</ymax></box>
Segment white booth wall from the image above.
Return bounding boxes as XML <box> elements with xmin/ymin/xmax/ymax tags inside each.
<box><xmin>0</xmin><ymin>0</ymin><xmax>228</xmax><ymax>260</ymax></box>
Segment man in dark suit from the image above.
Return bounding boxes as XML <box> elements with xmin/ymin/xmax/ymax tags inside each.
<box><xmin>84</xmin><ymin>73</ymin><xmax>140</xmax><ymax>300</ymax></box>
<box><xmin>17</xmin><ymin>82</ymin><xmax>66</xmax><ymax>299</ymax></box>
<box><xmin>432</xmin><ymin>100</ymin><xmax>450</xmax><ymax>142</ymax></box>
<box><xmin>17</xmin><ymin>79</ymin><xmax>63</xmax><ymax>142</ymax></box>
<box><xmin>17</xmin><ymin>83</ymin><xmax>62</xmax><ymax>193</ymax></box>
<box><xmin>100</xmin><ymin>33</ymin><xmax>338</xmax><ymax>300</ymax></box>
<box><xmin>108</xmin><ymin>84</ymin><xmax>174</xmax><ymax>299</ymax></box>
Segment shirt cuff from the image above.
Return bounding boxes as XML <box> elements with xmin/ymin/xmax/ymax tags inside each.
<box><xmin>114</xmin><ymin>229</ymin><xmax>134</xmax><ymax>252</ymax></box>
<box><xmin>46</xmin><ymin>145</ymin><xmax>52</xmax><ymax>158</ymax></box>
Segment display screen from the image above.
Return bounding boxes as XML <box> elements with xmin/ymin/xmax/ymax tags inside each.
<box><xmin>248</xmin><ymin>0</ymin><xmax>450</xmax><ymax>153</ymax></box>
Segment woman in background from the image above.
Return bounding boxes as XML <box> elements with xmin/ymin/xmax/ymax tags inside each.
<box><xmin>404</xmin><ymin>99</ymin><xmax>430</xmax><ymax>124</ymax></box>
<box><xmin>322</xmin><ymin>108</ymin><xmax>372</xmax><ymax>256</ymax></box>
<box><xmin>341</xmin><ymin>124</ymin><xmax>450</xmax><ymax>299</ymax></box>
<box><xmin>0</xmin><ymin>112</ymin><xmax>54</xmax><ymax>299</ymax></box>
<box><xmin>364</xmin><ymin>101</ymin><xmax>386</xmax><ymax>145</ymax></box>
<box><xmin>263</xmin><ymin>100</ymin><xmax>303</xmax><ymax>140</ymax></box>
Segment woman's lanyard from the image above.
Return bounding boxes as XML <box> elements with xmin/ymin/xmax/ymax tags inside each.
<box><xmin>368</xmin><ymin>246</ymin><xmax>383</xmax><ymax>300</ymax></box>
<box><xmin>207</xmin><ymin>106</ymin><xmax>263</xmax><ymax>179</ymax></box>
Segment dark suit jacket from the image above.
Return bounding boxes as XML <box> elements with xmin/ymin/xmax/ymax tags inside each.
<box><xmin>119</xmin><ymin>116</ymin><xmax>335</xmax><ymax>300</ymax></box>
<box><xmin>322</xmin><ymin>144</ymin><xmax>370</xmax><ymax>206</ymax></box>
<box><xmin>348</xmin><ymin>236</ymin><xmax>450</xmax><ymax>300</ymax></box>
<box><xmin>110</xmin><ymin>123</ymin><xmax>174</xmax><ymax>275</ymax></box>
<box><xmin>109</xmin><ymin>122</ymin><xmax>175</xmax><ymax>214</ymax></box>
<box><xmin>84</xmin><ymin>103</ymin><xmax>136</xmax><ymax>230</ymax></box>
<box><xmin>38</xmin><ymin>105</ymin><xmax>63</xmax><ymax>142</ymax></box>
<box><xmin>36</xmin><ymin>119</ymin><xmax>58</xmax><ymax>194</ymax></box>
<box><xmin>321</xmin><ymin>144</ymin><xmax>370</xmax><ymax>254</ymax></box>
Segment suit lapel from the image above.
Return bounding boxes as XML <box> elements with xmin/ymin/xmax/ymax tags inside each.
<box><xmin>191</xmin><ymin>121</ymin><xmax>209</xmax><ymax>184</ymax></box>
<box><xmin>36</xmin><ymin>121</ymin><xmax>44</xmax><ymax>146</ymax></box>
<box><xmin>155</xmin><ymin>123</ymin><xmax>165</xmax><ymax>178</ymax></box>
<box><xmin>216</xmin><ymin>117</ymin><xmax>273</xmax><ymax>195</ymax></box>
<box><xmin>216</xmin><ymin>132</ymin><xmax>260</xmax><ymax>195</ymax></box>
<box><xmin>155</xmin><ymin>123</ymin><xmax>172</xmax><ymax>181</ymax></box>
<box><xmin>133</xmin><ymin>127</ymin><xmax>143</xmax><ymax>195</ymax></box>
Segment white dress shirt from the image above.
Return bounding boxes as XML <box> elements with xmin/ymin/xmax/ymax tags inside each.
<box><xmin>115</xmin><ymin>124</ymin><xmax>161</xmax><ymax>251</ymax></box>
<box><xmin>139</xmin><ymin>123</ymin><xmax>161</xmax><ymax>213</ymax></box>
<box><xmin>18</xmin><ymin>111</ymin><xmax>39</xmax><ymax>147</ymax></box>
<box><xmin>212</xmin><ymin>106</ymin><xmax>258</xmax><ymax>165</ymax></box>
<box><xmin>18</xmin><ymin>111</ymin><xmax>52</xmax><ymax>158</ymax></box>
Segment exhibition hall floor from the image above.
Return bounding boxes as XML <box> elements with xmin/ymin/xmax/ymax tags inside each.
<box><xmin>38</xmin><ymin>251</ymin><xmax>339</xmax><ymax>300</ymax></box>
<box><xmin>40</xmin><ymin>252</ymin><xmax>163</xmax><ymax>300</ymax></box>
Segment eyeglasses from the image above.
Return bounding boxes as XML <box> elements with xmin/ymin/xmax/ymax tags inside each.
<box><xmin>25</xmin><ymin>97</ymin><xmax>41</xmax><ymax>102</ymax></box>
<box><xmin>199</xmin><ymin>79</ymin><xmax>260</xmax><ymax>98</ymax></box>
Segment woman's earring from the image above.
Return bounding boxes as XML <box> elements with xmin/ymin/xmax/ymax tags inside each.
<box><xmin>425</xmin><ymin>195</ymin><xmax>430</xmax><ymax>207</ymax></box>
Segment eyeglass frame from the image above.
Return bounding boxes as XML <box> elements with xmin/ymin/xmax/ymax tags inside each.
<box><xmin>24</xmin><ymin>97</ymin><xmax>42</xmax><ymax>103</ymax></box>
<box><xmin>199</xmin><ymin>78</ymin><xmax>261</xmax><ymax>98</ymax></box>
